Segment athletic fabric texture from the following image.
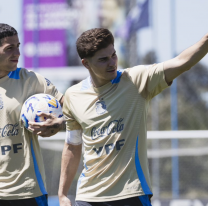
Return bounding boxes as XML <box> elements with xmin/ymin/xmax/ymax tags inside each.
<box><xmin>63</xmin><ymin>63</ymin><xmax>169</xmax><ymax>202</ymax></box>
<box><xmin>0</xmin><ymin>68</ymin><xmax>63</xmax><ymax>200</ymax></box>
<box><xmin>0</xmin><ymin>195</ymin><xmax>48</xmax><ymax>206</ymax></box>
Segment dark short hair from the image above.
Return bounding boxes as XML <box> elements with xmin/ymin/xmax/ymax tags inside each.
<box><xmin>0</xmin><ymin>24</ymin><xmax>18</xmax><ymax>46</ymax></box>
<box><xmin>76</xmin><ymin>28</ymin><xmax>114</xmax><ymax>59</ymax></box>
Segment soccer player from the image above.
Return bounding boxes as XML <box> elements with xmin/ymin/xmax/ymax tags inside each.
<box><xmin>0</xmin><ymin>24</ymin><xmax>64</xmax><ymax>205</ymax></box>
<box><xmin>58</xmin><ymin>28</ymin><xmax>208</xmax><ymax>206</ymax></box>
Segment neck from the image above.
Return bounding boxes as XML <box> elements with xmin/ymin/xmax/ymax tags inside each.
<box><xmin>90</xmin><ymin>76</ymin><xmax>110</xmax><ymax>88</ymax></box>
<box><xmin>0</xmin><ymin>71</ymin><xmax>10</xmax><ymax>79</ymax></box>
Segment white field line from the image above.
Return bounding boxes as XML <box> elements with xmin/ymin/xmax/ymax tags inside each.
<box><xmin>38</xmin><ymin>131</ymin><xmax>208</xmax><ymax>141</ymax></box>
<box><xmin>147</xmin><ymin>147</ymin><xmax>208</xmax><ymax>158</ymax></box>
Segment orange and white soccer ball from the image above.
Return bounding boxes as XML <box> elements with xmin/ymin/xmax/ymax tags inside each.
<box><xmin>21</xmin><ymin>93</ymin><xmax>63</xmax><ymax>130</ymax></box>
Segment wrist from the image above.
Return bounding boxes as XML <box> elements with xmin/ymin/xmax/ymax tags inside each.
<box><xmin>58</xmin><ymin>192</ymin><xmax>67</xmax><ymax>199</ymax></box>
<box><xmin>59</xmin><ymin>117</ymin><xmax>66</xmax><ymax>131</ymax></box>
<box><xmin>55</xmin><ymin>117</ymin><xmax>65</xmax><ymax>131</ymax></box>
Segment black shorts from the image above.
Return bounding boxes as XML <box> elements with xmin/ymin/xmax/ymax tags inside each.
<box><xmin>75</xmin><ymin>195</ymin><xmax>152</xmax><ymax>206</ymax></box>
<box><xmin>0</xmin><ymin>195</ymin><xmax>48</xmax><ymax>206</ymax></box>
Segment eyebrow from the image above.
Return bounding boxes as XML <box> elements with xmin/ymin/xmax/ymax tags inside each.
<box><xmin>5</xmin><ymin>43</ymin><xmax>21</xmax><ymax>48</ymax></box>
<box><xmin>98</xmin><ymin>56</ymin><xmax>108</xmax><ymax>61</ymax></box>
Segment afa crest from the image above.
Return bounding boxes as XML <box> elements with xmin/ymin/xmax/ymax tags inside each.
<box><xmin>96</xmin><ymin>101</ymin><xmax>107</xmax><ymax>115</ymax></box>
<box><xmin>0</xmin><ymin>94</ymin><xmax>3</xmax><ymax>110</ymax></box>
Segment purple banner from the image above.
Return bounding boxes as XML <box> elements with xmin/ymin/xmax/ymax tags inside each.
<box><xmin>23</xmin><ymin>0</ymin><xmax>68</xmax><ymax>68</ymax></box>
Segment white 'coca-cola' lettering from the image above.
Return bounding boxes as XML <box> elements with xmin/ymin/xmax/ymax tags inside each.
<box><xmin>91</xmin><ymin>118</ymin><xmax>124</xmax><ymax>140</ymax></box>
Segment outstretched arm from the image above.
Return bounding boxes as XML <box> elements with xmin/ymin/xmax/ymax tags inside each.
<box><xmin>58</xmin><ymin>143</ymin><xmax>82</xmax><ymax>206</ymax></box>
<box><xmin>164</xmin><ymin>33</ymin><xmax>208</xmax><ymax>84</ymax></box>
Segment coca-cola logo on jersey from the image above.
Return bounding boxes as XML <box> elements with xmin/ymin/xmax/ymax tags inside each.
<box><xmin>0</xmin><ymin>123</ymin><xmax>19</xmax><ymax>138</ymax></box>
<box><xmin>91</xmin><ymin>118</ymin><xmax>124</xmax><ymax>140</ymax></box>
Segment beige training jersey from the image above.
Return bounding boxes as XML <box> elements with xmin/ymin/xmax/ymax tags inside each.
<box><xmin>63</xmin><ymin>63</ymin><xmax>169</xmax><ymax>202</ymax></box>
<box><xmin>0</xmin><ymin>68</ymin><xmax>63</xmax><ymax>200</ymax></box>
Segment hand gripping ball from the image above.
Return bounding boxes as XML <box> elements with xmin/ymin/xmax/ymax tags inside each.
<box><xmin>21</xmin><ymin>93</ymin><xmax>63</xmax><ymax>131</ymax></box>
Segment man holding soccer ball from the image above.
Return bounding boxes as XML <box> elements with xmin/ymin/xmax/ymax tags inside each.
<box><xmin>58</xmin><ymin>28</ymin><xmax>208</xmax><ymax>206</ymax></box>
<box><xmin>0</xmin><ymin>24</ymin><xmax>64</xmax><ymax>206</ymax></box>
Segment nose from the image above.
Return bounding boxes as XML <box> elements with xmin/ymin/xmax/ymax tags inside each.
<box><xmin>109</xmin><ymin>56</ymin><xmax>117</xmax><ymax>67</ymax></box>
<box><xmin>14</xmin><ymin>48</ymin><xmax>20</xmax><ymax>57</ymax></box>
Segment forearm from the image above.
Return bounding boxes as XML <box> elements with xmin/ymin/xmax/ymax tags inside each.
<box><xmin>164</xmin><ymin>33</ymin><xmax>208</xmax><ymax>83</ymax></box>
<box><xmin>58</xmin><ymin>143</ymin><xmax>82</xmax><ymax>198</ymax></box>
<box><xmin>177</xmin><ymin>34</ymin><xmax>208</xmax><ymax>69</ymax></box>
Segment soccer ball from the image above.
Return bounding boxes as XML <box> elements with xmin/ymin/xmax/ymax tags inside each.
<box><xmin>21</xmin><ymin>93</ymin><xmax>63</xmax><ymax>130</ymax></box>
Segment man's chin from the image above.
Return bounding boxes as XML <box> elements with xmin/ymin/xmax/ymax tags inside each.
<box><xmin>109</xmin><ymin>74</ymin><xmax>117</xmax><ymax>81</ymax></box>
<box><xmin>10</xmin><ymin>66</ymin><xmax>17</xmax><ymax>71</ymax></box>
<box><xmin>106</xmin><ymin>69</ymin><xmax>118</xmax><ymax>80</ymax></box>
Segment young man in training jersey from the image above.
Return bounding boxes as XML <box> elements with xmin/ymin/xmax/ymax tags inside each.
<box><xmin>0</xmin><ymin>24</ymin><xmax>65</xmax><ymax>206</ymax></box>
<box><xmin>58</xmin><ymin>28</ymin><xmax>208</xmax><ymax>206</ymax></box>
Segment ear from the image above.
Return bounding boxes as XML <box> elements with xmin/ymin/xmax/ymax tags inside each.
<box><xmin>81</xmin><ymin>58</ymin><xmax>90</xmax><ymax>70</ymax></box>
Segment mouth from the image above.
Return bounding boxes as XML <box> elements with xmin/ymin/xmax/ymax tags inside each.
<box><xmin>107</xmin><ymin>70</ymin><xmax>115</xmax><ymax>73</ymax></box>
<box><xmin>107</xmin><ymin>68</ymin><xmax>117</xmax><ymax>73</ymax></box>
<box><xmin>10</xmin><ymin>60</ymin><xmax>18</xmax><ymax>63</ymax></box>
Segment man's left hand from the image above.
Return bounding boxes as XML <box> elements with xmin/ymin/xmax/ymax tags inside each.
<box><xmin>28</xmin><ymin>112</ymin><xmax>65</xmax><ymax>137</ymax></box>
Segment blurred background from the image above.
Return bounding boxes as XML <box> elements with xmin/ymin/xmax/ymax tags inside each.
<box><xmin>1</xmin><ymin>0</ymin><xmax>208</xmax><ymax>205</ymax></box>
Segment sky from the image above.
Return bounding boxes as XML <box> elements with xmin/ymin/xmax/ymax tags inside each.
<box><xmin>1</xmin><ymin>0</ymin><xmax>208</xmax><ymax>68</ymax></box>
<box><xmin>0</xmin><ymin>0</ymin><xmax>23</xmax><ymax>65</ymax></box>
<box><xmin>138</xmin><ymin>0</ymin><xmax>208</xmax><ymax>65</ymax></box>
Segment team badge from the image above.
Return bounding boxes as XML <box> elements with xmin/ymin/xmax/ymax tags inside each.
<box><xmin>45</xmin><ymin>78</ymin><xmax>51</xmax><ymax>86</ymax></box>
<box><xmin>96</xmin><ymin>100</ymin><xmax>107</xmax><ymax>115</ymax></box>
<box><xmin>0</xmin><ymin>94</ymin><xmax>3</xmax><ymax>110</ymax></box>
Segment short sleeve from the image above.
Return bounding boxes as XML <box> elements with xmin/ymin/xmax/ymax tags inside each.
<box><xmin>19</xmin><ymin>68</ymin><xmax>63</xmax><ymax>125</ymax></box>
<box><xmin>20</xmin><ymin>68</ymin><xmax>63</xmax><ymax>101</ymax></box>
<box><xmin>34</xmin><ymin>73</ymin><xmax>63</xmax><ymax>101</ymax></box>
<box><xmin>63</xmin><ymin>89</ymin><xmax>82</xmax><ymax>131</ymax></box>
<box><xmin>126</xmin><ymin>63</ymin><xmax>170</xmax><ymax>100</ymax></box>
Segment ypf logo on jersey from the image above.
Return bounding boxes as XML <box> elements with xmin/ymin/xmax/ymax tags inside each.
<box><xmin>0</xmin><ymin>94</ymin><xmax>3</xmax><ymax>110</ymax></box>
<box><xmin>96</xmin><ymin>100</ymin><xmax>107</xmax><ymax>115</ymax></box>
